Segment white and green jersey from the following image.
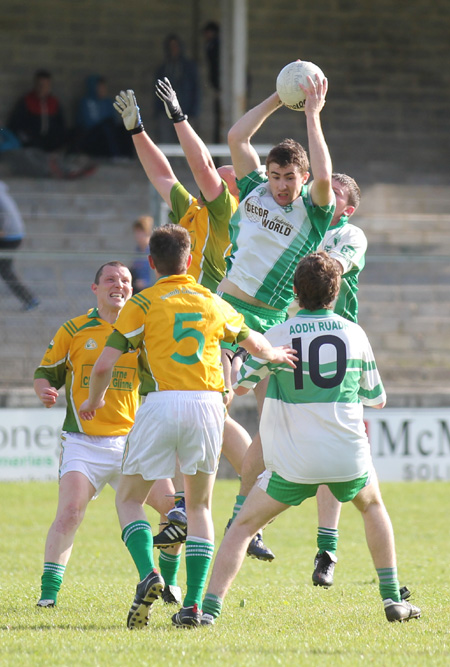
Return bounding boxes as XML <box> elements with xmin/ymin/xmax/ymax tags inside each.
<box><xmin>235</xmin><ymin>309</ymin><xmax>385</xmax><ymax>484</ymax></box>
<box><xmin>226</xmin><ymin>170</ymin><xmax>335</xmax><ymax>312</ymax></box>
<box><xmin>319</xmin><ymin>216</ymin><xmax>367</xmax><ymax>323</ymax></box>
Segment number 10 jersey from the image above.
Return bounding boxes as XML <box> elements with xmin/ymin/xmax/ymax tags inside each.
<box><xmin>235</xmin><ymin>308</ymin><xmax>386</xmax><ymax>484</ymax></box>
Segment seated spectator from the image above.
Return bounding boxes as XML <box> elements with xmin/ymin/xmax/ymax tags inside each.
<box><xmin>4</xmin><ymin>70</ymin><xmax>95</xmax><ymax>180</ymax></box>
<box><xmin>130</xmin><ymin>216</ymin><xmax>156</xmax><ymax>292</ymax></box>
<box><xmin>8</xmin><ymin>69</ymin><xmax>66</xmax><ymax>152</ymax></box>
<box><xmin>73</xmin><ymin>75</ymin><xmax>132</xmax><ymax>159</ymax></box>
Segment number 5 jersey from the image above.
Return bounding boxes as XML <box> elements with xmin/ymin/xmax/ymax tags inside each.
<box><xmin>107</xmin><ymin>274</ymin><xmax>248</xmax><ymax>395</ymax></box>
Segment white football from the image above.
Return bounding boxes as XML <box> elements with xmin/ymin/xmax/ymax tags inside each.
<box><xmin>276</xmin><ymin>60</ymin><xmax>325</xmax><ymax>111</ymax></box>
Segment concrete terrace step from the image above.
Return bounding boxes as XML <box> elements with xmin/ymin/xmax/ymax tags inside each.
<box><xmin>22</xmin><ymin>232</ymin><xmax>137</xmax><ymax>253</ymax></box>
<box><xmin>1</xmin><ymin>172</ymin><xmax>449</xmax><ymax>406</ymax></box>
<box><xmin>357</xmin><ymin>284</ymin><xmax>450</xmax><ymax>302</ymax></box>
<box><xmin>357</xmin><ymin>185</ymin><xmax>450</xmax><ymax>216</ymax></box>
<box><xmin>359</xmin><ymin>212</ymin><xmax>450</xmax><ymax>233</ymax></box>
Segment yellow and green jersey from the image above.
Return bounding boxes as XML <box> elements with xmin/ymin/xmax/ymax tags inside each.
<box><xmin>107</xmin><ymin>274</ymin><xmax>248</xmax><ymax>395</ymax></box>
<box><xmin>34</xmin><ymin>308</ymin><xmax>139</xmax><ymax>436</ymax></box>
<box><xmin>169</xmin><ymin>181</ymin><xmax>238</xmax><ymax>293</ymax></box>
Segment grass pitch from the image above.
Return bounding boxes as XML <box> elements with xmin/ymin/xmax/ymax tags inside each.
<box><xmin>1</xmin><ymin>480</ymin><xmax>449</xmax><ymax>666</ymax></box>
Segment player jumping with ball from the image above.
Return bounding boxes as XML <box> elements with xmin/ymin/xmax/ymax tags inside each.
<box><xmin>220</xmin><ymin>68</ymin><xmax>336</xmax><ymax>559</ymax></box>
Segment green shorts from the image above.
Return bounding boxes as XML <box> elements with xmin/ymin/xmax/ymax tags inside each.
<box><xmin>220</xmin><ymin>339</ymin><xmax>237</xmax><ymax>353</ymax></box>
<box><xmin>220</xmin><ymin>293</ymin><xmax>288</xmax><ymax>335</ymax></box>
<box><xmin>258</xmin><ymin>470</ymin><xmax>370</xmax><ymax>506</ymax></box>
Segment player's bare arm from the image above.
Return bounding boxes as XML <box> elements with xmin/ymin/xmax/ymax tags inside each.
<box><xmin>34</xmin><ymin>378</ymin><xmax>59</xmax><ymax>408</ymax></box>
<box><xmin>155</xmin><ymin>77</ymin><xmax>224</xmax><ymax>203</ymax></box>
<box><xmin>240</xmin><ymin>331</ymin><xmax>298</xmax><ymax>368</ymax></box>
<box><xmin>79</xmin><ymin>346</ymin><xmax>123</xmax><ymax>420</ymax></box>
<box><xmin>228</xmin><ymin>92</ymin><xmax>283</xmax><ymax>180</ymax></box>
<box><xmin>302</xmin><ymin>75</ymin><xmax>334</xmax><ymax>207</ymax></box>
<box><xmin>113</xmin><ymin>89</ymin><xmax>176</xmax><ymax>207</ymax></box>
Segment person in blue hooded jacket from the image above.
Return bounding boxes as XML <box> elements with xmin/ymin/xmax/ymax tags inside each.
<box><xmin>74</xmin><ymin>75</ymin><xmax>131</xmax><ymax>158</ymax></box>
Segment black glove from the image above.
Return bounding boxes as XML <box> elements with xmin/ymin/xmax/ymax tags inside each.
<box><xmin>155</xmin><ymin>77</ymin><xmax>187</xmax><ymax>123</ymax></box>
<box><xmin>232</xmin><ymin>347</ymin><xmax>249</xmax><ymax>364</ymax></box>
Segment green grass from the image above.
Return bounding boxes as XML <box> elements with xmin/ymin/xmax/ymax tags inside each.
<box><xmin>1</xmin><ymin>480</ymin><xmax>449</xmax><ymax>666</ymax></box>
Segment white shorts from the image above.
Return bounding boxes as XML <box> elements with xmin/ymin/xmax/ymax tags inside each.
<box><xmin>122</xmin><ymin>391</ymin><xmax>225</xmax><ymax>480</ymax></box>
<box><xmin>59</xmin><ymin>432</ymin><xmax>128</xmax><ymax>497</ymax></box>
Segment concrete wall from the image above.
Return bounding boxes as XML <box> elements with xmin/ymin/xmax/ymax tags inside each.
<box><xmin>1</xmin><ymin>0</ymin><xmax>449</xmax><ymax>184</ymax></box>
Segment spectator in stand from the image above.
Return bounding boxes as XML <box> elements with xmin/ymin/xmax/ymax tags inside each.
<box><xmin>130</xmin><ymin>216</ymin><xmax>156</xmax><ymax>293</ymax></box>
<box><xmin>202</xmin><ymin>21</ymin><xmax>221</xmax><ymax>144</ymax></box>
<box><xmin>154</xmin><ymin>34</ymin><xmax>200</xmax><ymax>143</ymax></box>
<box><xmin>8</xmin><ymin>69</ymin><xmax>66</xmax><ymax>152</ymax></box>
<box><xmin>0</xmin><ymin>180</ymin><xmax>39</xmax><ymax>311</ymax></box>
<box><xmin>6</xmin><ymin>70</ymin><xmax>95</xmax><ymax>180</ymax></box>
<box><xmin>73</xmin><ymin>75</ymin><xmax>132</xmax><ymax>160</ymax></box>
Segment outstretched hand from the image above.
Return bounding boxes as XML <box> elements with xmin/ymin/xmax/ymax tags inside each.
<box><xmin>113</xmin><ymin>90</ymin><xmax>143</xmax><ymax>132</ymax></box>
<box><xmin>300</xmin><ymin>74</ymin><xmax>328</xmax><ymax>116</ymax></box>
<box><xmin>155</xmin><ymin>77</ymin><xmax>187</xmax><ymax>123</ymax></box>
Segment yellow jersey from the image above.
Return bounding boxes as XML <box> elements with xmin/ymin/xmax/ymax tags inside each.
<box><xmin>169</xmin><ymin>182</ymin><xmax>238</xmax><ymax>293</ymax></box>
<box><xmin>108</xmin><ymin>274</ymin><xmax>248</xmax><ymax>395</ymax></box>
<box><xmin>34</xmin><ymin>308</ymin><xmax>139</xmax><ymax>436</ymax></box>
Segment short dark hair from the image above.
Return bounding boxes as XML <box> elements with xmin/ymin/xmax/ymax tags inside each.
<box><xmin>149</xmin><ymin>224</ymin><xmax>191</xmax><ymax>275</ymax></box>
<box><xmin>266</xmin><ymin>138</ymin><xmax>309</xmax><ymax>174</ymax></box>
<box><xmin>34</xmin><ymin>69</ymin><xmax>51</xmax><ymax>80</ymax></box>
<box><xmin>132</xmin><ymin>215</ymin><xmax>154</xmax><ymax>235</ymax></box>
<box><xmin>332</xmin><ymin>173</ymin><xmax>361</xmax><ymax>210</ymax></box>
<box><xmin>202</xmin><ymin>21</ymin><xmax>219</xmax><ymax>34</ymax></box>
<box><xmin>94</xmin><ymin>261</ymin><xmax>128</xmax><ymax>285</ymax></box>
<box><xmin>294</xmin><ymin>251</ymin><xmax>341</xmax><ymax>311</ymax></box>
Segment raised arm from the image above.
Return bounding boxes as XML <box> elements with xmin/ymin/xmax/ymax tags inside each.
<box><xmin>155</xmin><ymin>77</ymin><xmax>223</xmax><ymax>202</ymax></box>
<box><xmin>114</xmin><ymin>90</ymin><xmax>177</xmax><ymax>207</ymax></box>
<box><xmin>302</xmin><ymin>76</ymin><xmax>334</xmax><ymax>207</ymax></box>
<box><xmin>227</xmin><ymin>92</ymin><xmax>283</xmax><ymax>180</ymax></box>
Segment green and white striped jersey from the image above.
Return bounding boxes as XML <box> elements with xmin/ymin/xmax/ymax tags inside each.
<box><xmin>226</xmin><ymin>171</ymin><xmax>335</xmax><ymax>312</ymax></box>
<box><xmin>318</xmin><ymin>217</ymin><xmax>367</xmax><ymax>323</ymax></box>
<box><xmin>235</xmin><ymin>309</ymin><xmax>385</xmax><ymax>484</ymax></box>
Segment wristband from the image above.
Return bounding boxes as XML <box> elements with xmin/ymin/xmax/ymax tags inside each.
<box><xmin>129</xmin><ymin>124</ymin><xmax>144</xmax><ymax>135</ymax></box>
<box><xmin>173</xmin><ymin>114</ymin><xmax>188</xmax><ymax>124</ymax></box>
<box><xmin>233</xmin><ymin>347</ymin><xmax>249</xmax><ymax>364</ymax></box>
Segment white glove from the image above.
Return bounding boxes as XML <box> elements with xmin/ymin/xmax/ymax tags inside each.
<box><xmin>113</xmin><ymin>90</ymin><xmax>144</xmax><ymax>133</ymax></box>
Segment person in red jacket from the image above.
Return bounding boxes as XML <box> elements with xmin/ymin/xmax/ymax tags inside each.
<box><xmin>9</xmin><ymin>69</ymin><xmax>66</xmax><ymax>152</ymax></box>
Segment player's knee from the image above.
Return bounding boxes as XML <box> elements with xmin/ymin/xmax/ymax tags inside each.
<box><xmin>353</xmin><ymin>484</ymin><xmax>383</xmax><ymax>513</ymax></box>
<box><xmin>57</xmin><ymin>503</ymin><xmax>86</xmax><ymax>531</ymax></box>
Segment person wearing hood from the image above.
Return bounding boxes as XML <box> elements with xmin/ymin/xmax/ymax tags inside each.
<box><xmin>74</xmin><ymin>75</ymin><xmax>130</xmax><ymax>159</ymax></box>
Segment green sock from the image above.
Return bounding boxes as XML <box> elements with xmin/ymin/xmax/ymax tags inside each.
<box><xmin>122</xmin><ymin>520</ymin><xmax>154</xmax><ymax>580</ymax></box>
<box><xmin>317</xmin><ymin>527</ymin><xmax>339</xmax><ymax>555</ymax></box>
<box><xmin>159</xmin><ymin>550</ymin><xmax>181</xmax><ymax>586</ymax></box>
<box><xmin>173</xmin><ymin>492</ymin><xmax>185</xmax><ymax>507</ymax></box>
<box><xmin>377</xmin><ymin>567</ymin><xmax>400</xmax><ymax>602</ymax></box>
<box><xmin>184</xmin><ymin>537</ymin><xmax>214</xmax><ymax>607</ymax></box>
<box><xmin>231</xmin><ymin>495</ymin><xmax>246</xmax><ymax>522</ymax></box>
<box><xmin>40</xmin><ymin>562</ymin><xmax>66</xmax><ymax>604</ymax></box>
<box><xmin>202</xmin><ymin>593</ymin><xmax>223</xmax><ymax>618</ymax></box>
